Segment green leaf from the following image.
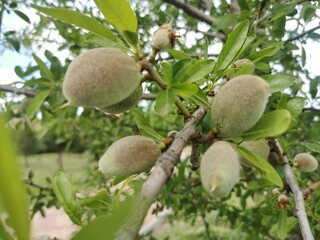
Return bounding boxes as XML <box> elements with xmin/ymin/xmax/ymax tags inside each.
<box><xmin>53</xmin><ymin>171</ymin><xmax>83</xmax><ymax>226</ymax></box>
<box><xmin>310</xmin><ymin>76</ymin><xmax>320</xmax><ymax>99</ymax></box>
<box><xmin>0</xmin><ymin>220</ymin><xmax>13</xmax><ymax>240</ymax></box>
<box><xmin>172</xmin><ymin>83</ymin><xmax>198</xmax><ymax>98</ymax></box>
<box><xmin>78</xmin><ymin>189</ymin><xmax>111</xmax><ymax>209</ymax></box>
<box><xmin>133</xmin><ymin>108</ymin><xmax>164</xmax><ymax>141</ymax></box>
<box><xmin>189</xmin><ymin>87</ymin><xmax>208</xmax><ymax>105</ymax></box>
<box><xmin>161</xmin><ymin>62</ymin><xmax>173</xmax><ymax>84</ymax></box>
<box><xmin>84</xmin><ymin>33</ymin><xmax>128</xmax><ymax>50</ymax></box>
<box><xmin>168</xmin><ymin>49</ymin><xmax>192</xmax><ymax>60</ymax></box>
<box><xmin>214</xmin><ymin>20</ymin><xmax>250</xmax><ymax>74</ymax></box>
<box><xmin>26</xmin><ymin>90</ymin><xmax>51</xmax><ymax>118</ymax></box>
<box><xmin>112</xmin><ymin>176</ymin><xmax>129</xmax><ymax>185</ymax></box>
<box><xmin>32</xmin><ymin>54</ymin><xmax>55</xmax><ymax>81</ymax></box>
<box><xmin>304</xmin><ymin>143</ymin><xmax>320</xmax><ymax>153</ymax></box>
<box><xmin>172</xmin><ymin>59</ymin><xmax>193</xmax><ymax>84</ymax></box>
<box><xmin>287</xmin><ymin>97</ymin><xmax>305</xmax><ymax>117</ymax></box>
<box><xmin>247</xmin><ymin>43</ymin><xmax>283</xmax><ymax>63</ymax></box>
<box><xmin>262</xmin><ymin>74</ymin><xmax>295</xmax><ymax>93</ymax></box>
<box><xmin>14</xmin><ymin>10</ymin><xmax>30</xmax><ymax>23</ymax></box>
<box><xmin>240</xmin><ymin>110</ymin><xmax>291</xmax><ymax>141</ymax></box>
<box><xmin>0</xmin><ymin>117</ymin><xmax>30</xmax><ymax>240</ymax></box>
<box><xmin>277</xmin><ymin>208</ymin><xmax>288</xmax><ymax>239</ymax></box>
<box><xmin>231</xmin><ymin>63</ymin><xmax>255</xmax><ymax>78</ymax></box>
<box><xmin>122</xmin><ymin>30</ymin><xmax>139</xmax><ymax>49</ymax></box>
<box><xmin>72</xmin><ymin>196</ymin><xmax>138</xmax><ymax>240</ymax></box>
<box><xmin>271</xmin><ymin>3</ymin><xmax>296</xmax><ymax>21</ymax></box>
<box><xmin>154</xmin><ymin>89</ymin><xmax>176</xmax><ymax>116</ymax></box>
<box><xmin>33</xmin><ymin>5</ymin><xmax>117</xmax><ymax>42</ymax></box>
<box><xmin>236</xmin><ymin>146</ymin><xmax>283</xmax><ymax>187</ymax></box>
<box><xmin>182</xmin><ymin>59</ymin><xmax>215</xmax><ymax>83</ymax></box>
<box><xmin>94</xmin><ymin>0</ymin><xmax>137</xmax><ymax>33</ymax></box>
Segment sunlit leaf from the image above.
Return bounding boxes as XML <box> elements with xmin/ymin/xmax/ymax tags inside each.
<box><xmin>262</xmin><ymin>74</ymin><xmax>295</xmax><ymax>93</ymax></box>
<box><xmin>182</xmin><ymin>59</ymin><xmax>215</xmax><ymax>83</ymax></box>
<box><xmin>172</xmin><ymin>83</ymin><xmax>198</xmax><ymax>98</ymax></box>
<box><xmin>287</xmin><ymin>97</ymin><xmax>305</xmax><ymax>117</ymax></box>
<box><xmin>168</xmin><ymin>49</ymin><xmax>192</xmax><ymax>60</ymax></box>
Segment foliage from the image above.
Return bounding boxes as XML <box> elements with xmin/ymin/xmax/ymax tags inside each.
<box><xmin>0</xmin><ymin>0</ymin><xmax>320</xmax><ymax>239</ymax></box>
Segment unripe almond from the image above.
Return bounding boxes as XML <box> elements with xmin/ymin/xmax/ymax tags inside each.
<box><xmin>293</xmin><ymin>153</ymin><xmax>318</xmax><ymax>172</ymax></box>
<box><xmin>99</xmin><ymin>85</ymin><xmax>142</xmax><ymax>114</ymax></box>
<box><xmin>211</xmin><ymin>75</ymin><xmax>269</xmax><ymax>137</ymax></box>
<box><xmin>63</xmin><ymin>48</ymin><xmax>141</xmax><ymax>109</ymax></box>
<box><xmin>99</xmin><ymin>135</ymin><xmax>161</xmax><ymax>177</ymax></box>
<box><xmin>152</xmin><ymin>21</ymin><xmax>177</xmax><ymax>50</ymax></box>
<box><xmin>200</xmin><ymin>141</ymin><xmax>240</xmax><ymax>198</ymax></box>
<box><xmin>234</xmin><ymin>59</ymin><xmax>255</xmax><ymax>73</ymax></box>
<box><xmin>239</xmin><ymin>139</ymin><xmax>270</xmax><ymax>166</ymax></box>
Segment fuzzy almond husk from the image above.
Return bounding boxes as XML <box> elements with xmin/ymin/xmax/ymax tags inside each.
<box><xmin>293</xmin><ymin>153</ymin><xmax>318</xmax><ymax>172</ymax></box>
<box><xmin>63</xmin><ymin>48</ymin><xmax>141</xmax><ymax>108</ymax></box>
<box><xmin>211</xmin><ymin>75</ymin><xmax>269</xmax><ymax>137</ymax></box>
<box><xmin>239</xmin><ymin>139</ymin><xmax>270</xmax><ymax>166</ymax></box>
<box><xmin>200</xmin><ymin>141</ymin><xmax>240</xmax><ymax>198</ymax></box>
<box><xmin>99</xmin><ymin>136</ymin><xmax>161</xmax><ymax>177</ymax></box>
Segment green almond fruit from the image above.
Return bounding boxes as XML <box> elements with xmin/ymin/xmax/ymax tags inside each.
<box><xmin>99</xmin><ymin>135</ymin><xmax>161</xmax><ymax>177</ymax></box>
<box><xmin>211</xmin><ymin>75</ymin><xmax>269</xmax><ymax>137</ymax></box>
<box><xmin>293</xmin><ymin>153</ymin><xmax>318</xmax><ymax>172</ymax></box>
<box><xmin>200</xmin><ymin>141</ymin><xmax>240</xmax><ymax>198</ymax></box>
<box><xmin>239</xmin><ymin>139</ymin><xmax>270</xmax><ymax>167</ymax></box>
<box><xmin>99</xmin><ymin>85</ymin><xmax>142</xmax><ymax>114</ymax></box>
<box><xmin>63</xmin><ymin>48</ymin><xmax>141</xmax><ymax>108</ymax></box>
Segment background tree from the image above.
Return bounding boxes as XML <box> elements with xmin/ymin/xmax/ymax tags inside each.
<box><xmin>0</xmin><ymin>0</ymin><xmax>320</xmax><ymax>239</ymax></box>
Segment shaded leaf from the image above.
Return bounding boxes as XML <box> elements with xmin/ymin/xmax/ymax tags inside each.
<box><xmin>172</xmin><ymin>83</ymin><xmax>198</xmax><ymax>98</ymax></box>
<box><xmin>161</xmin><ymin>62</ymin><xmax>173</xmax><ymax>84</ymax></box>
<box><xmin>287</xmin><ymin>97</ymin><xmax>305</xmax><ymax>117</ymax></box>
<box><xmin>78</xmin><ymin>189</ymin><xmax>111</xmax><ymax>209</ymax></box>
<box><xmin>262</xmin><ymin>74</ymin><xmax>295</xmax><ymax>93</ymax></box>
<box><xmin>168</xmin><ymin>49</ymin><xmax>192</xmax><ymax>60</ymax></box>
<box><xmin>84</xmin><ymin>33</ymin><xmax>127</xmax><ymax>50</ymax></box>
<box><xmin>277</xmin><ymin>208</ymin><xmax>287</xmax><ymax>239</ymax></box>
<box><xmin>154</xmin><ymin>89</ymin><xmax>176</xmax><ymax>116</ymax></box>
<box><xmin>182</xmin><ymin>59</ymin><xmax>215</xmax><ymax>83</ymax></box>
<box><xmin>0</xmin><ymin>117</ymin><xmax>30</xmax><ymax>240</ymax></box>
<box><xmin>304</xmin><ymin>143</ymin><xmax>320</xmax><ymax>153</ymax></box>
<box><xmin>26</xmin><ymin>90</ymin><xmax>51</xmax><ymax>118</ymax></box>
<box><xmin>240</xmin><ymin>110</ymin><xmax>291</xmax><ymax>141</ymax></box>
<box><xmin>247</xmin><ymin>43</ymin><xmax>283</xmax><ymax>63</ymax></box>
<box><xmin>32</xmin><ymin>54</ymin><xmax>55</xmax><ymax>81</ymax></box>
<box><xmin>189</xmin><ymin>87</ymin><xmax>208</xmax><ymax>105</ymax></box>
<box><xmin>172</xmin><ymin>59</ymin><xmax>193</xmax><ymax>84</ymax></box>
<box><xmin>53</xmin><ymin>171</ymin><xmax>83</xmax><ymax>226</ymax></box>
<box><xmin>14</xmin><ymin>10</ymin><xmax>30</xmax><ymax>23</ymax></box>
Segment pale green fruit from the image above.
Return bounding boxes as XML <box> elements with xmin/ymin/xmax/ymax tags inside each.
<box><xmin>152</xmin><ymin>22</ymin><xmax>173</xmax><ymax>50</ymax></box>
<box><xmin>63</xmin><ymin>48</ymin><xmax>141</xmax><ymax>108</ymax></box>
<box><xmin>99</xmin><ymin>85</ymin><xmax>143</xmax><ymax>114</ymax></box>
<box><xmin>200</xmin><ymin>141</ymin><xmax>240</xmax><ymax>198</ymax></box>
<box><xmin>234</xmin><ymin>59</ymin><xmax>255</xmax><ymax>74</ymax></box>
<box><xmin>211</xmin><ymin>75</ymin><xmax>269</xmax><ymax>137</ymax></box>
<box><xmin>239</xmin><ymin>139</ymin><xmax>270</xmax><ymax>166</ymax></box>
<box><xmin>99</xmin><ymin>136</ymin><xmax>161</xmax><ymax>177</ymax></box>
<box><xmin>293</xmin><ymin>153</ymin><xmax>318</xmax><ymax>172</ymax></box>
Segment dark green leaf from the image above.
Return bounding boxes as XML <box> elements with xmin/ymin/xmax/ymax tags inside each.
<box><xmin>189</xmin><ymin>87</ymin><xmax>208</xmax><ymax>105</ymax></box>
<box><xmin>262</xmin><ymin>74</ymin><xmax>295</xmax><ymax>93</ymax></box>
<box><xmin>26</xmin><ymin>90</ymin><xmax>51</xmax><ymax>118</ymax></box>
<box><xmin>304</xmin><ymin>143</ymin><xmax>320</xmax><ymax>153</ymax></box>
<box><xmin>154</xmin><ymin>89</ymin><xmax>176</xmax><ymax>116</ymax></box>
<box><xmin>161</xmin><ymin>62</ymin><xmax>173</xmax><ymax>84</ymax></box>
<box><xmin>310</xmin><ymin>76</ymin><xmax>320</xmax><ymax>99</ymax></box>
<box><xmin>287</xmin><ymin>97</ymin><xmax>305</xmax><ymax>117</ymax></box>
<box><xmin>32</xmin><ymin>54</ymin><xmax>55</xmax><ymax>81</ymax></box>
<box><xmin>214</xmin><ymin>20</ymin><xmax>250</xmax><ymax>74</ymax></box>
<box><xmin>240</xmin><ymin>110</ymin><xmax>291</xmax><ymax>141</ymax></box>
<box><xmin>182</xmin><ymin>59</ymin><xmax>214</xmax><ymax>83</ymax></box>
<box><xmin>172</xmin><ymin>59</ymin><xmax>193</xmax><ymax>84</ymax></box>
<box><xmin>0</xmin><ymin>117</ymin><xmax>30</xmax><ymax>240</ymax></box>
<box><xmin>94</xmin><ymin>0</ymin><xmax>137</xmax><ymax>33</ymax></box>
<box><xmin>236</xmin><ymin>146</ymin><xmax>283</xmax><ymax>187</ymax></box>
<box><xmin>14</xmin><ymin>10</ymin><xmax>30</xmax><ymax>23</ymax></box>
<box><xmin>247</xmin><ymin>43</ymin><xmax>283</xmax><ymax>63</ymax></box>
<box><xmin>33</xmin><ymin>5</ymin><xmax>117</xmax><ymax>41</ymax></box>
<box><xmin>0</xmin><ymin>220</ymin><xmax>13</xmax><ymax>240</ymax></box>
<box><xmin>171</xmin><ymin>83</ymin><xmax>198</xmax><ymax>98</ymax></box>
<box><xmin>53</xmin><ymin>171</ymin><xmax>83</xmax><ymax>226</ymax></box>
<box><xmin>213</xmin><ymin>14</ymin><xmax>239</xmax><ymax>30</ymax></box>
<box><xmin>123</xmin><ymin>30</ymin><xmax>139</xmax><ymax>48</ymax></box>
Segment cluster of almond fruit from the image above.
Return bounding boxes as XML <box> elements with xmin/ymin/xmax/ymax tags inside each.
<box><xmin>62</xmin><ymin>47</ymin><xmax>318</xmax><ymax>198</ymax></box>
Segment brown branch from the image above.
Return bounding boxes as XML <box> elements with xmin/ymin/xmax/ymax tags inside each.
<box><xmin>285</xmin><ymin>25</ymin><xmax>320</xmax><ymax>43</ymax></box>
<box><xmin>141</xmin><ymin>93</ymin><xmax>157</xmax><ymax>100</ymax></box>
<box><xmin>0</xmin><ymin>84</ymin><xmax>36</xmax><ymax>97</ymax></box>
<box><xmin>303</xmin><ymin>107</ymin><xmax>320</xmax><ymax>112</ymax></box>
<box><xmin>271</xmin><ymin>139</ymin><xmax>315</xmax><ymax>240</ymax></box>
<box><xmin>303</xmin><ymin>180</ymin><xmax>320</xmax><ymax>197</ymax></box>
<box><xmin>163</xmin><ymin>0</ymin><xmax>215</xmax><ymax>25</ymax></box>
<box><xmin>117</xmin><ymin>106</ymin><xmax>208</xmax><ymax>239</ymax></box>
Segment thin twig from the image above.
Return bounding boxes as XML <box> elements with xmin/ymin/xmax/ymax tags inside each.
<box><xmin>24</xmin><ymin>179</ymin><xmax>53</xmax><ymax>192</ymax></box>
<box><xmin>303</xmin><ymin>180</ymin><xmax>320</xmax><ymax>197</ymax></box>
<box><xmin>303</xmin><ymin>107</ymin><xmax>320</xmax><ymax>112</ymax></box>
<box><xmin>117</xmin><ymin>106</ymin><xmax>208</xmax><ymax>239</ymax></box>
<box><xmin>0</xmin><ymin>84</ymin><xmax>36</xmax><ymax>97</ymax></box>
<box><xmin>271</xmin><ymin>139</ymin><xmax>314</xmax><ymax>240</ymax></box>
<box><xmin>285</xmin><ymin>25</ymin><xmax>320</xmax><ymax>43</ymax></box>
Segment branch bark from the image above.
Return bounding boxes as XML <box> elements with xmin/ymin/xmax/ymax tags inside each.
<box><xmin>0</xmin><ymin>84</ymin><xmax>36</xmax><ymax>97</ymax></box>
<box><xmin>271</xmin><ymin>139</ymin><xmax>314</xmax><ymax>240</ymax></box>
<box><xmin>117</xmin><ymin>106</ymin><xmax>208</xmax><ymax>239</ymax></box>
<box><xmin>285</xmin><ymin>25</ymin><xmax>320</xmax><ymax>43</ymax></box>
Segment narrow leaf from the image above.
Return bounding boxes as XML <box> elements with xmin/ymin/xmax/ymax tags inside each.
<box><xmin>262</xmin><ymin>74</ymin><xmax>295</xmax><ymax>93</ymax></box>
<box><xmin>182</xmin><ymin>59</ymin><xmax>215</xmax><ymax>83</ymax></box>
<box><xmin>33</xmin><ymin>5</ymin><xmax>117</xmax><ymax>41</ymax></box>
<box><xmin>0</xmin><ymin>117</ymin><xmax>30</xmax><ymax>240</ymax></box>
<box><xmin>155</xmin><ymin>89</ymin><xmax>176</xmax><ymax>116</ymax></box>
<box><xmin>236</xmin><ymin>146</ymin><xmax>283</xmax><ymax>187</ymax></box>
<box><xmin>32</xmin><ymin>54</ymin><xmax>55</xmax><ymax>81</ymax></box>
<box><xmin>214</xmin><ymin>20</ymin><xmax>250</xmax><ymax>74</ymax></box>
<box><xmin>304</xmin><ymin>143</ymin><xmax>320</xmax><ymax>153</ymax></box>
<box><xmin>14</xmin><ymin>10</ymin><xmax>30</xmax><ymax>23</ymax></box>
<box><xmin>247</xmin><ymin>43</ymin><xmax>283</xmax><ymax>63</ymax></box>
<box><xmin>240</xmin><ymin>110</ymin><xmax>291</xmax><ymax>141</ymax></box>
<box><xmin>172</xmin><ymin>83</ymin><xmax>198</xmax><ymax>98</ymax></box>
<box><xmin>94</xmin><ymin>0</ymin><xmax>137</xmax><ymax>33</ymax></box>
<box><xmin>84</xmin><ymin>33</ymin><xmax>128</xmax><ymax>50</ymax></box>
<box><xmin>26</xmin><ymin>90</ymin><xmax>51</xmax><ymax>118</ymax></box>
<box><xmin>78</xmin><ymin>189</ymin><xmax>111</xmax><ymax>209</ymax></box>
<box><xmin>161</xmin><ymin>62</ymin><xmax>173</xmax><ymax>84</ymax></box>
<box><xmin>168</xmin><ymin>49</ymin><xmax>192</xmax><ymax>60</ymax></box>
<box><xmin>189</xmin><ymin>87</ymin><xmax>208</xmax><ymax>105</ymax></box>
<box><xmin>53</xmin><ymin>171</ymin><xmax>83</xmax><ymax>226</ymax></box>
<box><xmin>172</xmin><ymin>59</ymin><xmax>193</xmax><ymax>84</ymax></box>
<box><xmin>277</xmin><ymin>208</ymin><xmax>288</xmax><ymax>239</ymax></box>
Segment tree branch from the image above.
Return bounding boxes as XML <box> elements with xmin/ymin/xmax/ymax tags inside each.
<box><xmin>117</xmin><ymin>106</ymin><xmax>208</xmax><ymax>239</ymax></box>
<box><xmin>141</xmin><ymin>93</ymin><xmax>157</xmax><ymax>100</ymax></box>
<box><xmin>303</xmin><ymin>107</ymin><xmax>320</xmax><ymax>112</ymax></box>
<box><xmin>271</xmin><ymin>139</ymin><xmax>315</xmax><ymax>240</ymax></box>
<box><xmin>303</xmin><ymin>180</ymin><xmax>320</xmax><ymax>197</ymax></box>
<box><xmin>0</xmin><ymin>84</ymin><xmax>36</xmax><ymax>97</ymax></box>
<box><xmin>285</xmin><ymin>25</ymin><xmax>320</xmax><ymax>43</ymax></box>
<box><xmin>163</xmin><ymin>0</ymin><xmax>215</xmax><ymax>25</ymax></box>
